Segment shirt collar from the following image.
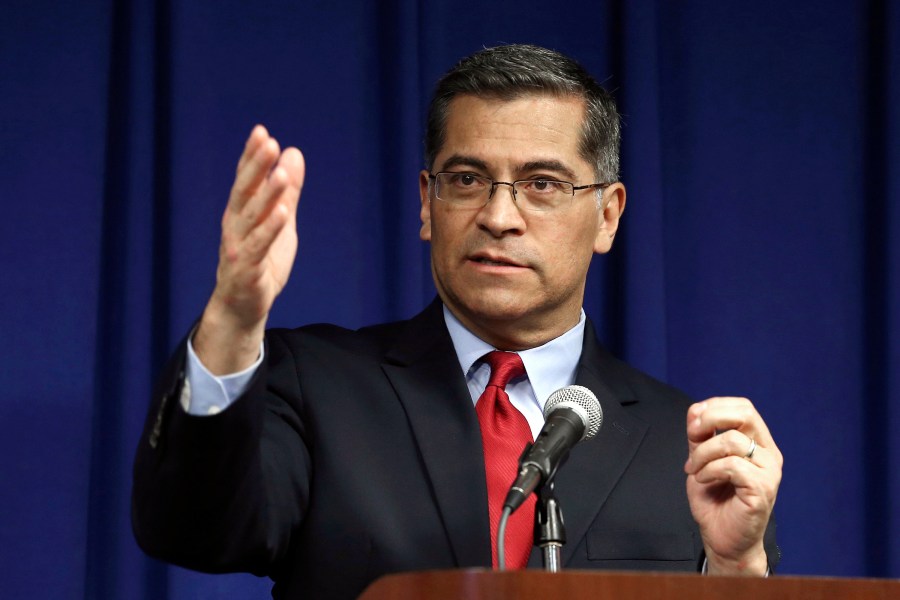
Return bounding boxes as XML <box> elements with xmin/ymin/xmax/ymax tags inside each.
<box><xmin>442</xmin><ymin>304</ymin><xmax>586</xmax><ymax>409</ymax></box>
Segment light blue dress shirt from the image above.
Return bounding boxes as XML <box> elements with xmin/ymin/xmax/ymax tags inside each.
<box><xmin>442</xmin><ymin>305</ymin><xmax>585</xmax><ymax>439</ymax></box>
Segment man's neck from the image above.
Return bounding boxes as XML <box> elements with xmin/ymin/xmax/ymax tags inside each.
<box><xmin>445</xmin><ymin>307</ymin><xmax>583</xmax><ymax>351</ymax></box>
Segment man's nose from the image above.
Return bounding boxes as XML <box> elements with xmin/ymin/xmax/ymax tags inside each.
<box><xmin>476</xmin><ymin>183</ymin><xmax>526</xmax><ymax>236</ymax></box>
<box><xmin>488</xmin><ymin>181</ymin><xmax>517</xmax><ymax>202</ymax></box>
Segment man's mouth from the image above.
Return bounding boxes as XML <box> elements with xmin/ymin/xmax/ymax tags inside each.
<box><xmin>468</xmin><ymin>252</ymin><xmax>527</xmax><ymax>268</ymax></box>
<box><xmin>473</xmin><ymin>257</ymin><xmax>516</xmax><ymax>266</ymax></box>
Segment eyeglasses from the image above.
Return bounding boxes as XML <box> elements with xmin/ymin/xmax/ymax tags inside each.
<box><xmin>428</xmin><ymin>172</ymin><xmax>612</xmax><ymax>212</ymax></box>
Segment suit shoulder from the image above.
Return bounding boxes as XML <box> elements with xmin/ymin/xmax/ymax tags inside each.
<box><xmin>592</xmin><ymin>347</ymin><xmax>695</xmax><ymax>412</ymax></box>
<box><xmin>265</xmin><ymin>318</ymin><xmax>410</xmax><ymax>357</ymax></box>
<box><xmin>618</xmin><ymin>356</ymin><xmax>691</xmax><ymax>398</ymax></box>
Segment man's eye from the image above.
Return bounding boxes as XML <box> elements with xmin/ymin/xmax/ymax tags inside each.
<box><xmin>526</xmin><ymin>179</ymin><xmax>562</xmax><ymax>193</ymax></box>
<box><xmin>451</xmin><ymin>174</ymin><xmax>484</xmax><ymax>187</ymax></box>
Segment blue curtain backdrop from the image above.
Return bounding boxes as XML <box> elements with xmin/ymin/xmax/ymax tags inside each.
<box><xmin>2</xmin><ymin>0</ymin><xmax>898</xmax><ymax>598</ymax></box>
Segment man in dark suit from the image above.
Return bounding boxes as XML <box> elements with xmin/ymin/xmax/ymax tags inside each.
<box><xmin>133</xmin><ymin>45</ymin><xmax>781</xmax><ymax>599</ymax></box>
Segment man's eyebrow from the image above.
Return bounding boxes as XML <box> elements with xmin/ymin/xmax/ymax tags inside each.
<box><xmin>437</xmin><ymin>155</ymin><xmax>579</xmax><ymax>181</ymax></box>
<box><xmin>518</xmin><ymin>160</ymin><xmax>578</xmax><ymax>181</ymax></box>
<box><xmin>438</xmin><ymin>155</ymin><xmax>489</xmax><ymax>172</ymax></box>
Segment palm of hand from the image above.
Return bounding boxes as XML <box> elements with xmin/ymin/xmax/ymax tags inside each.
<box><xmin>687</xmin><ymin>475</ymin><xmax>766</xmax><ymax>560</ymax></box>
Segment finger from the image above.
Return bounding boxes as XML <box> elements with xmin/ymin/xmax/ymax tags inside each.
<box><xmin>231</xmin><ymin>164</ymin><xmax>293</xmax><ymax>239</ymax></box>
<box><xmin>247</xmin><ymin>150</ymin><xmax>304</xmax><ymax>259</ymax></box>
<box><xmin>233</xmin><ymin>145</ymin><xmax>305</xmax><ymax>234</ymax></box>
<box><xmin>686</xmin><ymin>397</ymin><xmax>754</xmax><ymax>430</ymax></box>
<box><xmin>691</xmin><ymin>454</ymin><xmax>781</xmax><ymax>504</ymax></box>
<box><xmin>236</xmin><ymin>124</ymin><xmax>269</xmax><ymax>172</ymax></box>
<box><xmin>687</xmin><ymin>397</ymin><xmax>775</xmax><ymax>449</ymax></box>
<box><xmin>239</xmin><ymin>199</ymin><xmax>292</xmax><ymax>267</ymax></box>
<box><xmin>686</xmin><ymin>429</ymin><xmax>775</xmax><ymax>474</ymax></box>
<box><xmin>276</xmin><ymin>146</ymin><xmax>306</xmax><ymax>210</ymax></box>
<box><xmin>228</xmin><ymin>132</ymin><xmax>281</xmax><ymax>214</ymax></box>
<box><xmin>216</xmin><ymin>180</ymin><xmax>293</xmax><ymax>282</ymax></box>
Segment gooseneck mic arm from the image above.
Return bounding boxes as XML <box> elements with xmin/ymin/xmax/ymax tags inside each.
<box><xmin>535</xmin><ymin>482</ymin><xmax>566</xmax><ymax>572</ymax></box>
<box><xmin>498</xmin><ymin>385</ymin><xmax>603</xmax><ymax>572</ymax></box>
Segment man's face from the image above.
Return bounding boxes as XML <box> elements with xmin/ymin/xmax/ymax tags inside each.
<box><xmin>419</xmin><ymin>94</ymin><xmax>625</xmax><ymax>350</ymax></box>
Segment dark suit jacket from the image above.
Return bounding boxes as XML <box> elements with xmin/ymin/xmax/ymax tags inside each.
<box><xmin>132</xmin><ymin>300</ymin><xmax>778</xmax><ymax>599</ymax></box>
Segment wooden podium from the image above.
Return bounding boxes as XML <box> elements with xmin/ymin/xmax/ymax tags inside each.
<box><xmin>358</xmin><ymin>569</ymin><xmax>900</xmax><ymax>600</ymax></box>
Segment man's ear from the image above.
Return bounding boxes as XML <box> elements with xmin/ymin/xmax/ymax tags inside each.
<box><xmin>419</xmin><ymin>170</ymin><xmax>432</xmax><ymax>241</ymax></box>
<box><xmin>593</xmin><ymin>182</ymin><xmax>626</xmax><ymax>254</ymax></box>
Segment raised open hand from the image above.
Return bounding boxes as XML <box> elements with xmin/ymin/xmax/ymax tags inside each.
<box><xmin>194</xmin><ymin>126</ymin><xmax>305</xmax><ymax>374</ymax></box>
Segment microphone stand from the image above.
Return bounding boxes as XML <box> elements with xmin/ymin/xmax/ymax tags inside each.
<box><xmin>534</xmin><ymin>480</ymin><xmax>566</xmax><ymax>572</ymax></box>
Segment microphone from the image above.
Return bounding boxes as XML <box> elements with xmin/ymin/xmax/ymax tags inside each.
<box><xmin>503</xmin><ymin>385</ymin><xmax>603</xmax><ymax>512</ymax></box>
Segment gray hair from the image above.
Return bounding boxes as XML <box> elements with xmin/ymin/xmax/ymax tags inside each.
<box><xmin>424</xmin><ymin>44</ymin><xmax>621</xmax><ymax>184</ymax></box>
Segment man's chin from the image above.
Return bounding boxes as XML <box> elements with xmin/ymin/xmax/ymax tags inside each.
<box><xmin>449</xmin><ymin>295</ymin><xmax>537</xmax><ymax>326</ymax></box>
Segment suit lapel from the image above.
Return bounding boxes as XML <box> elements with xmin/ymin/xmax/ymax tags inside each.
<box><xmin>381</xmin><ymin>300</ymin><xmax>492</xmax><ymax>568</ymax></box>
<box><xmin>381</xmin><ymin>306</ymin><xmax>647</xmax><ymax>569</ymax></box>
<box><xmin>527</xmin><ymin>320</ymin><xmax>649</xmax><ymax>568</ymax></box>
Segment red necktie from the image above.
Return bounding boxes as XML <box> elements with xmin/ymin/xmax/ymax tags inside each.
<box><xmin>475</xmin><ymin>351</ymin><xmax>535</xmax><ymax>569</ymax></box>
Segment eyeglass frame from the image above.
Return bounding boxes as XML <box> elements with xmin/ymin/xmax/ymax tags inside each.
<box><xmin>427</xmin><ymin>171</ymin><xmax>614</xmax><ymax>212</ymax></box>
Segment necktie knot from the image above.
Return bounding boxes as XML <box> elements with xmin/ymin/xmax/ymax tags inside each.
<box><xmin>484</xmin><ymin>351</ymin><xmax>525</xmax><ymax>389</ymax></box>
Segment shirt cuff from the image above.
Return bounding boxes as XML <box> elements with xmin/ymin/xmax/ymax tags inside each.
<box><xmin>701</xmin><ymin>557</ymin><xmax>770</xmax><ymax>576</ymax></box>
<box><xmin>181</xmin><ymin>335</ymin><xmax>264</xmax><ymax>416</ymax></box>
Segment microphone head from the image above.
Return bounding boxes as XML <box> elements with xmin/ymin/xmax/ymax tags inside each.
<box><xmin>543</xmin><ymin>385</ymin><xmax>603</xmax><ymax>440</ymax></box>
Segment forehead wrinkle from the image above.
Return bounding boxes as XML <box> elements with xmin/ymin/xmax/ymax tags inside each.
<box><xmin>437</xmin><ymin>96</ymin><xmax>590</xmax><ymax>177</ymax></box>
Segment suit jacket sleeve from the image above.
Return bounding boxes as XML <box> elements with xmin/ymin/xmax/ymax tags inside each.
<box><xmin>132</xmin><ymin>303</ymin><xmax>491</xmax><ymax>600</ymax></box>
<box><xmin>131</xmin><ymin>329</ymin><xmax>309</xmax><ymax>576</ymax></box>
